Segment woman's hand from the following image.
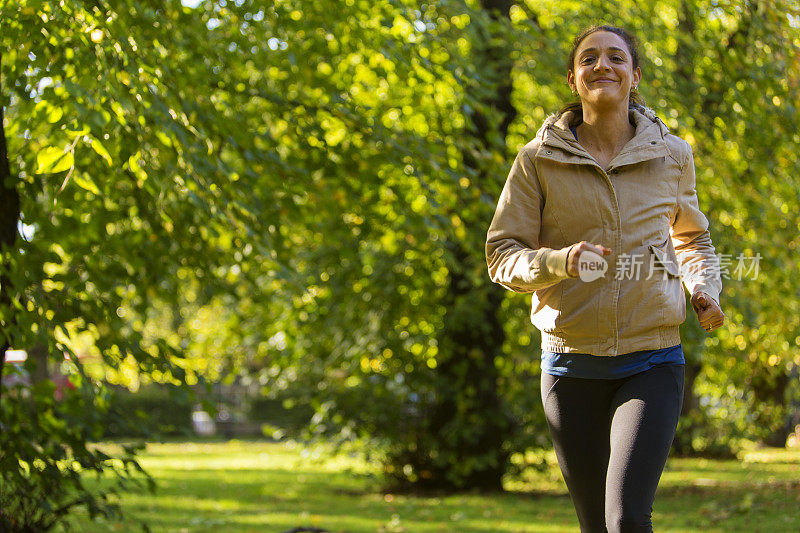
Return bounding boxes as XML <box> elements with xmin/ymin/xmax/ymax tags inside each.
<box><xmin>691</xmin><ymin>291</ymin><xmax>725</xmax><ymax>332</ymax></box>
<box><xmin>566</xmin><ymin>241</ymin><xmax>612</xmax><ymax>278</ymax></box>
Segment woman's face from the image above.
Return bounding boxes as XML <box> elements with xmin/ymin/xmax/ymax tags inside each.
<box><xmin>568</xmin><ymin>31</ymin><xmax>641</xmax><ymax>111</ymax></box>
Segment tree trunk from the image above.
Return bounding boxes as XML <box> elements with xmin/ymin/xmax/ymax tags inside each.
<box><xmin>750</xmin><ymin>370</ymin><xmax>790</xmax><ymax>447</ymax></box>
<box><xmin>0</xmin><ymin>52</ymin><xmax>21</xmax><ymax>406</ymax></box>
<box><xmin>681</xmin><ymin>359</ymin><xmax>701</xmax><ymax>416</ymax></box>
<box><xmin>672</xmin><ymin>2</ymin><xmax>707</xmax><ymax>453</ymax></box>
<box><xmin>426</xmin><ymin>0</ymin><xmax>517</xmax><ymax>491</ymax></box>
<box><xmin>27</xmin><ymin>344</ymin><xmax>49</xmax><ymax>384</ymax></box>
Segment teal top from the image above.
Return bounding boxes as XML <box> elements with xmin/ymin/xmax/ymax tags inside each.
<box><xmin>541</xmin><ymin>344</ymin><xmax>684</xmax><ymax>379</ymax></box>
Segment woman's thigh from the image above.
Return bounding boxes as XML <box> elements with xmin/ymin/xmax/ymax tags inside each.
<box><xmin>605</xmin><ymin>364</ymin><xmax>685</xmax><ymax>532</ymax></box>
<box><xmin>541</xmin><ymin>373</ymin><xmax>615</xmax><ymax>531</ymax></box>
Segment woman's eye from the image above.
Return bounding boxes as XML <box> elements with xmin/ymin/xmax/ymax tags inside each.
<box><xmin>612</xmin><ymin>56</ymin><xmax>624</xmax><ymax>62</ymax></box>
<box><xmin>581</xmin><ymin>56</ymin><xmax>595</xmax><ymax>64</ymax></box>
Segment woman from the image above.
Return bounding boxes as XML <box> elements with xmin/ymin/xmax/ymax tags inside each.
<box><xmin>486</xmin><ymin>25</ymin><xmax>725</xmax><ymax>532</ymax></box>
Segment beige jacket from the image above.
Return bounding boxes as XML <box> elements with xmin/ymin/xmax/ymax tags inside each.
<box><xmin>486</xmin><ymin>106</ymin><xmax>722</xmax><ymax>356</ymax></box>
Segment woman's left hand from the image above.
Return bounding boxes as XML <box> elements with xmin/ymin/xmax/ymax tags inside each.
<box><xmin>691</xmin><ymin>291</ymin><xmax>725</xmax><ymax>333</ymax></box>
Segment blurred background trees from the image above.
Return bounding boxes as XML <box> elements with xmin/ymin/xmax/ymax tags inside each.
<box><xmin>1</xmin><ymin>0</ymin><xmax>798</xmax><ymax>528</ymax></box>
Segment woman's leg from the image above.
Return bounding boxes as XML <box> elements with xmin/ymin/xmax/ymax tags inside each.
<box><xmin>604</xmin><ymin>364</ymin><xmax>685</xmax><ymax>533</ymax></box>
<box><xmin>541</xmin><ymin>373</ymin><xmax>614</xmax><ymax>533</ymax></box>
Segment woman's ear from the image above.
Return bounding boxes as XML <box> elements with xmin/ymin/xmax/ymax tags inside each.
<box><xmin>633</xmin><ymin>67</ymin><xmax>642</xmax><ymax>90</ymax></box>
<box><xmin>567</xmin><ymin>70</ymin><xmax>576</xmax><ymax>94</ymax></box>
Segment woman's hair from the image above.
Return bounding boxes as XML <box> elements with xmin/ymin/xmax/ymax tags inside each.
<box><xmin>559</xmin><ymin>24</ymin><xmax>646</xmax><ymax>117</ymax></box>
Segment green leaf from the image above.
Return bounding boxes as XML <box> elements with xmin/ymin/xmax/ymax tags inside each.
<box><xmin>46</xmin><ymin>106</ymin><xmax>64</xmax><ymax>123</ymax></box>
<box><xmin>73</xmin><ymin>174</ymin><xmax>101</xmax><ymax>195</ymax></box>
<box><xmin>36</xmin><ymin>146</ymin><xmax>73</xmax><ymax>174</ymax></box>
<box><xmin>90</xmin><ymin>138</ymin><xmax>113</xmax><ymax>166</ymax></box>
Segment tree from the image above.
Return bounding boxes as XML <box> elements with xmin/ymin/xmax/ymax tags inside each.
<box><xmin>249</xmin><ymin>0</ymin><xmax>800</xmax><ymax>477</ymax></box>
<box><xmin>3</xmin><ymin>2</ymin><xmax>799</xmax><ymax>528</ymax></box>
<box><xmin>0</xmin><ymin>0</ymin><xmax>277</xmax><ymax>528</ymax></box>
<box><xmin>662</xmin><ymin>0</ymin><xmax>800</xmax><ymax>452</ymax></box>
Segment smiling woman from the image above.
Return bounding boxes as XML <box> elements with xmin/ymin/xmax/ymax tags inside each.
<box><xmin>486</xmin><ymin>24</ymin><xmax>724</xmax><ymax>533</ymax></box>
<box><xmin>565</xmin><ymin>27</ymin><xmax>643</xmax><ymax>170</ymax></box>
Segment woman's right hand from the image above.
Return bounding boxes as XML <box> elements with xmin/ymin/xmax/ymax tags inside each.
<box><xmin>566</xmin><ymin>241</ymin><xmax>613</xmax><ymax>278</ymax></box>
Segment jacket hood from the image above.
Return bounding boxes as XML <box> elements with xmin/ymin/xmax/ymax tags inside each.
<box><xmin>535</xmin><ymin>104</ymin><xmax>670</xmax><ymax>144</ymax></box>
<box><xmin>532</xmin><ymin>104</ymin><xmax>674</xmax><ymax>168</ymax></box>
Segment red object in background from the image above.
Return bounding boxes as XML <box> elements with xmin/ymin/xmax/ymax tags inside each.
<box><xmin>53</xmin><ymin>374</ymin><xmax>76</xmax><ymax>401</ymax></box>
<box><xmin>3</xmin><ymin>349</ymin><xmax>86</xmax><ymax>401</ymax></box>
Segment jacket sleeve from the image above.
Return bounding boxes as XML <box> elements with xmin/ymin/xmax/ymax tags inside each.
<box><xmin>670</xmin><ymin>142</ymin><xmax>722</xmax><ymax>305</ymax></box>
<box><xmin>486</xmin><ymin>148</ymin><xmax>574</xmax><ymax>293</ymax></box>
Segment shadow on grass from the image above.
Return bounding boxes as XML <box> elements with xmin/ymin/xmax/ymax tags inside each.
<box><xmin>77</xmin><ymin>466</ymin><xmax>579</xmax><ymax>532</ymax></box>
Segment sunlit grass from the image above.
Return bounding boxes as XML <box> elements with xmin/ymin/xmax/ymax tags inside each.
<box><xmin>62</xmin><ymin>440</ymin><xmax>800</xmax><ymax>532</ymax></box>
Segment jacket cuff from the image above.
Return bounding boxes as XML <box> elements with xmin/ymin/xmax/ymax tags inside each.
<box><xmin>542</xmin><ymin>245</ymin><xmax>574</xmax><ymax>281</ymax></box>
<box><xmin>690</xmin><ymin>284</ymin><xmax>720</xmax><ymax>307</ymax></box>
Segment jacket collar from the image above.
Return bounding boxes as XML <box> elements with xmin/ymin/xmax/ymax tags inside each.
<box><xmin>536</xmin><ymin>105</ymin><xmax>670</xmax><ymax>171</ymax></box>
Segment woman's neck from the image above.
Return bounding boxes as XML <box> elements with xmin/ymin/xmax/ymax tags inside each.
<box><xmin>576</xmin><ymin>104</ymin><xmax>635</xmax><ymax>155</ymax></box>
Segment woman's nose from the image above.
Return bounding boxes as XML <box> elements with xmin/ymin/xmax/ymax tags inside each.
<box><xmin>593</xmin><ymin>56</ymin><xmax>611</xmax><ymax>71</ymax></box>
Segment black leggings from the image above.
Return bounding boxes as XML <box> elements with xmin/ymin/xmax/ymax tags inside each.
<box><xmin>541</xmin><ymin>364</ymin><xmax>684</xmax><ymax>533</ymax></box>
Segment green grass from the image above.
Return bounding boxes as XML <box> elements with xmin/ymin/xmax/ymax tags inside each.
<box><xmin>63</xmin><ymin>441</ymin><xmax>800</xmax><ymax>532</ymax></box>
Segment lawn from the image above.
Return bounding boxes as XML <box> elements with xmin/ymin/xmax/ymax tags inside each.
<box><xmin>64</xmin><ymin>441</ymin><xmax>800</xmax><ymax>532</ymax></box>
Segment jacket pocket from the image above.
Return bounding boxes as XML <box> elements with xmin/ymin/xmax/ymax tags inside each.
<box><xmin>648</xmin><ymin>242</ymin><xmax>681</xmax><ymax>278</ymax></box>
<box><xmin>648</xmin><ymin>241</ymin><xmax>686</xmax><ymax>325</ymax></box>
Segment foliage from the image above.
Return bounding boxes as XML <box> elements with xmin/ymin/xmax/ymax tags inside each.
<box><xmin>0</xmin><ymin>0</ymin><xmax>264</xmax><ymax>528</ymax></box>
<box><xmin>102</xmin><ymin>385</ymin><xmax>194</xmax><ymax>439</ymax></box>
<box><xmin>247</xmin><ymin>395</ymin><xmax>311</xmax><ymax>425</ymax></box>
<box><xmin>656</xmin><ymin>0</ymin><xmax>800</xmax><ymax>450</ymax></box>
<box><xmin>232</xmin><ymin>0</ymin><xmax>800</xmax><ymax>482</ymax></box>
<box><xmin>0</xmin><ymin>377</ymin><xmax>151</xmax><ymax>532</ymax></box>
<box><xmin>1</xmin><ymin>0</ymin><xmax>799</xmax><ymax>527</ymax></box>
